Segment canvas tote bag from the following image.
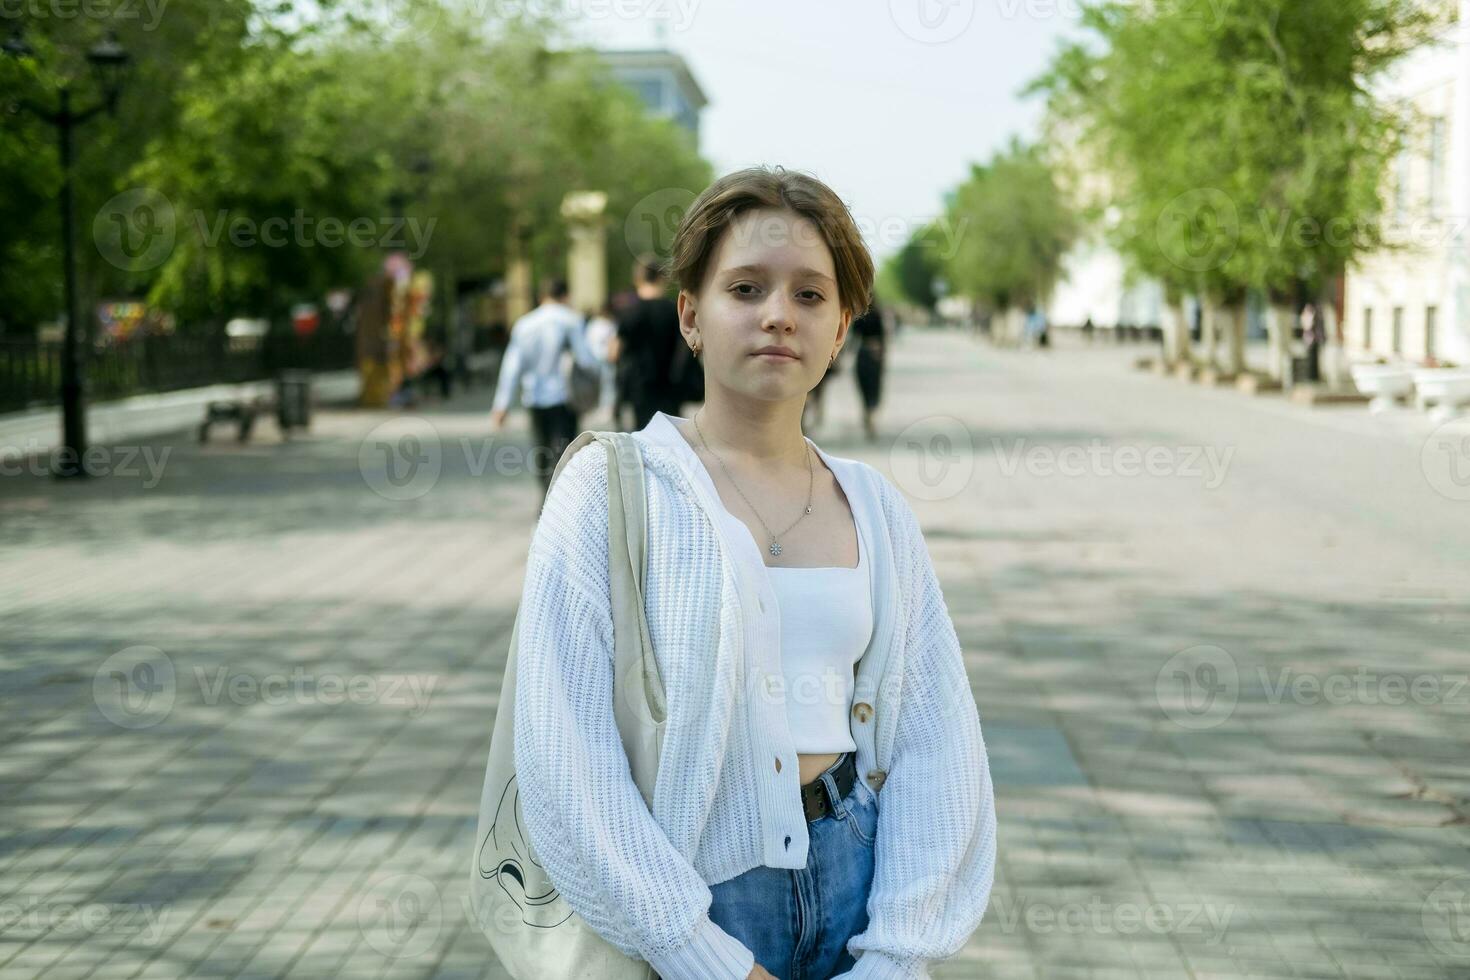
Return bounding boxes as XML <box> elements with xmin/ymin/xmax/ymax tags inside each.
<box><xmin>470</xmin><ymin>430</ymin><xmax>668</xmax><ymax>980</ymax></box>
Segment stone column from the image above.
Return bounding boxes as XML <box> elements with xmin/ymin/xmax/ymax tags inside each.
<box><xmin>1447</xmin><ymin>0</ymin><xmax>1470</xmax><ymax>364</ymax></box>
<box><xmin>505</xmin><ymin>223</ymin><xmax>533</xmax><ymax>325</ymax></box>
<box><xmin>561</xmin><ymin>191</ymin><xmax>608</xmax><ymax>315</ymax></box>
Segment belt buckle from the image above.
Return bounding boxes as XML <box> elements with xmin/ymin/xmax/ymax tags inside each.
<box><xmin>804</xmin><ymin>754</ymin><xmax>850</xmax><ymax>822</ymax></box>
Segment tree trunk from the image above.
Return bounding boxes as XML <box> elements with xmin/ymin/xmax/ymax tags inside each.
<box><xmin>1224</xmin><ymin>302</ymin><xmax>1246</xmax><ymax>376</ymax></box>
<box><xmin>1163</xmin><ymin>299</ymin><xmax>1192</xmax><ymax>366</ymax></box>
<box><xmin>1319</xmin><ymin>289</ymin><xmax>1345</xmax><ymax>389</ymax></box>
<box><xmin>1264</xmin><ymin>303</ymin><xmax>1293</xmax><ymax>382</ymax></box>
<box><xmin>1200</xmin><ymin>300</ymin><xmax>1220</xmax><ymax>370</ymax></box>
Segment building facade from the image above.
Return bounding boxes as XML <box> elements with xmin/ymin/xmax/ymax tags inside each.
<box><xmin>1344</xmin><ymin>1</ymin><xmax>1470</xmax><ymax>367</ymax></box>
<box><xmin>598</xmin><ymin>49</ymin><xmax>708</xmax><ymax>148</ymax></box>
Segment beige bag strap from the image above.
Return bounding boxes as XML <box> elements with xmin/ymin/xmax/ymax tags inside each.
<box><xmin>548</xmin><ymin>430</ymin><xmax>666</xmax><ymax>809</ymax></box>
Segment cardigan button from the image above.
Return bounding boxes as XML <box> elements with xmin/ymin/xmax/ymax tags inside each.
<box><xmin>852</xmin><ymin>702</ymin><xmax>873</xmax><ymax>723</ymax></box>
<box><xmin>866</xmin><ymin>769</ymin><xmax>887</xmax><ymax>790</ymax></box>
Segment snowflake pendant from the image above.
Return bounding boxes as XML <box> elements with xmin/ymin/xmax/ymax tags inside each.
<box><xmin>769</xmin><ymin>541</ymin><xmax>783</xmax><ymax>557</ymax></box>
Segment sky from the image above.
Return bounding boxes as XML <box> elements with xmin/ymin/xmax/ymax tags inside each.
<box><xmin>570</xmin><ymin>0</ymin><xmax>1083</xmax><ymax>260</ymax></box>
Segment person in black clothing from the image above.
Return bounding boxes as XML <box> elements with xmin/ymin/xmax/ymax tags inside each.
<box><xmin>617</xmin><ymin>256</ymin><xmax>683</xmax><ymax>430</ymax></box>
<box><xmin>851</xmin><ymin>296</ymin><xmax>887</xmax><ymax>442</ymax></box>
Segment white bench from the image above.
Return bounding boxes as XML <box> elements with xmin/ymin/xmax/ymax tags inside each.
<box><xmin>1411</xmin><ymin>369</ymin><xmax>1470</xmax><ymax>422</ymax></box>
<box><xmin>1349</xmin><ymin>364</ymin><xmax>1415</xmax><ymax>414</ymax></box>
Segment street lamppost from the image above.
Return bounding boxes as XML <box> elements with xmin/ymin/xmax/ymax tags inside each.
<box><xmin>4</xmin><ymin>29</ymin><xmax>130</xmax><ymax>479</ymax></box>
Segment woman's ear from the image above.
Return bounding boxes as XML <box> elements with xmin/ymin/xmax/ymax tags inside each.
<box><xmin>677</xmin><ymin>290</ymin><xmax>700</xmax><ymax>347</ymax></box>
<box><xmin>835</xmin><ymin>307</ymin><xmax>854</xmax><ymax>349</ymax></box>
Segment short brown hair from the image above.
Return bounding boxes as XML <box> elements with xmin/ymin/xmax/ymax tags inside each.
<box><xmin>670</xmin><ymin>166</ymin><xmax>874</xmax><ymax>318</ymax></box>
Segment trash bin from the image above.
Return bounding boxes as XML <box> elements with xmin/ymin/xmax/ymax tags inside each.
<box><xmin>276</xmin><ymin>370</ymin><xmax>312</xmax><ymax>434</ymax></box>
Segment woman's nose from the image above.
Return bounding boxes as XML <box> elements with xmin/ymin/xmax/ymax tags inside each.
<box><xmin>761</xmin><ymin>296</ymin><xmax>798</xmax><ymax>333</ymax></box>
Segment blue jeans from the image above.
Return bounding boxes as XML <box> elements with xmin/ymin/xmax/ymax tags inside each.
<box><xmin>707</xmin><ymin>753</ymin><xmax>879</xmax><ymax>980</ymax></box>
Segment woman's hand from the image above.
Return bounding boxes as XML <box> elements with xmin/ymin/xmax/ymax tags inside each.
<box><xmin>746</xmin><ymin>965</ymin><xmax>779</xmax><ymax>980</ymax></box>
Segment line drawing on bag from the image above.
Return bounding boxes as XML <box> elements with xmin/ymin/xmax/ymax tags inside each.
<box><xmin>476</xmin><ymin>776</ymin><xmax>573</xmax><ymax>929</ymax></box>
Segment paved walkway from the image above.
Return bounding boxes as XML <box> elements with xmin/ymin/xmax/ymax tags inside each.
<box><xmin>1</xmin><ymin>330</ymin><xmax>1467</xmax><ymax>979</ymax></box>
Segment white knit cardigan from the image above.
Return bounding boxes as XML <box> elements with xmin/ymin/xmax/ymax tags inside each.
<box><xmin>511</xmin><ymin>411</ymin><xmax>997</xmax><ymax>980</ymax></box>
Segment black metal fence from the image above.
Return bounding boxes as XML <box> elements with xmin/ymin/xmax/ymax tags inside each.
<box><xmin>1</xmin><ymin>329</ymin><xmax>358</xmax><ymax>415</ymax></box>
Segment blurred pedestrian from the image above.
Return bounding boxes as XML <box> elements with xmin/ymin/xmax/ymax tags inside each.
<box><xmin>801</xmin><ymin>330</ymin><xmax>839</xmax><ymax>431</ymax></box>
<box><xmin>420</xmin><ymin>335</ymin><xmax>453</xmax><ymax>401</ymax></box>
<box><xmin>851</xmin><ymin>296</ymin><xmax>887</xmax><ymax>442</ymax></box>
<box><xmin>490</xmin><ymin>278</ymin><xmax>602</xmax><ymax>502</ymax></box>
<box><xmin>584</xmin><ymin>301</ymin><xmax>619</xmax><ymax>424</ymax></box>
<box><xmin>617</xmin><ymin>255</ymin><xmax>683</xmax><ymax>430</ymax></box>
<box><xmin>1300</xmin><ymin>302</ymin><xmax>1322</xmax><ymax>382</ymax></box>
<box><xmin>1024</xmin><ymin>306</ymin><xmax>1049</xmax><ymax>349</ymax></box>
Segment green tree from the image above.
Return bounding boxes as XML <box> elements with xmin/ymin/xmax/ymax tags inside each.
<box><xmin>942</xmin><ymin>138</ymin><xmax>1077</xmax><ymax>333</ymax></box>
<box><xmin>880</xmin><ymin>230</ymin><xmax>944</xmax><ymax>311</ymax></box>
<box><xmin>1032</xmin><ymin>0</ymin><xmax>1443</xmax><ymax>374</ymax></box>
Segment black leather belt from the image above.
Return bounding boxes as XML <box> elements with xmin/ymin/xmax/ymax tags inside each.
<box><xmin>800</xmin><ymin>752</ymin><xmax>857</xmax><ymax>822</ymax></box>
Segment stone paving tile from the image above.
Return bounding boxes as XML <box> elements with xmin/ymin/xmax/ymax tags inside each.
<box><xmin>3</xmin><ymin>332</ymin><xmax>1470</xmax><ymax>978</ymax></box>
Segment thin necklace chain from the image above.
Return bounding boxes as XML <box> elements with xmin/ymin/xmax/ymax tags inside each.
<box><xmin>691</xmin><ymin>410</ymin><xmax>814</xmax><ymax>557</ymax></box>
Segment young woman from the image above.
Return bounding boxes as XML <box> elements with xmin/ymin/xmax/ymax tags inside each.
<box><xmin>511</xmin><ymin>166</ymin><xmax>996</xmax><ymax>980</ymax></box>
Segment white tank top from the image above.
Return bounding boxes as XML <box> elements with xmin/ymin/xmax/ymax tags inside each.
<box><xmin>765</xmin><ymin>528</ymin><xmax>873</xmax><ymax>754</ymax></box>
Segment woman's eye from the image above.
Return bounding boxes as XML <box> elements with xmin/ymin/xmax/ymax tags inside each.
<box><xmin>799</xmin><ymin>291</ymin><xmax>825</xmax><ymax>303</ymax></box>
<box><xmin>731</xmin><ymin>283</ymin><xmax>759</xmax><ymax>296</ymax></box>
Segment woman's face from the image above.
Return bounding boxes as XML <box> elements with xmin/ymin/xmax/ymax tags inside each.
<box><xmin>678</xmin><ymin>207</ymin><xmax>852</xmax><ymax>404</ymax></box>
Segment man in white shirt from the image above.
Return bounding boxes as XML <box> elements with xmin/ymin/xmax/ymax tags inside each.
<box><xmin>490</xmin><ymin>278</ymin><xmax>602</xmax><ymax>501</ymax></box>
